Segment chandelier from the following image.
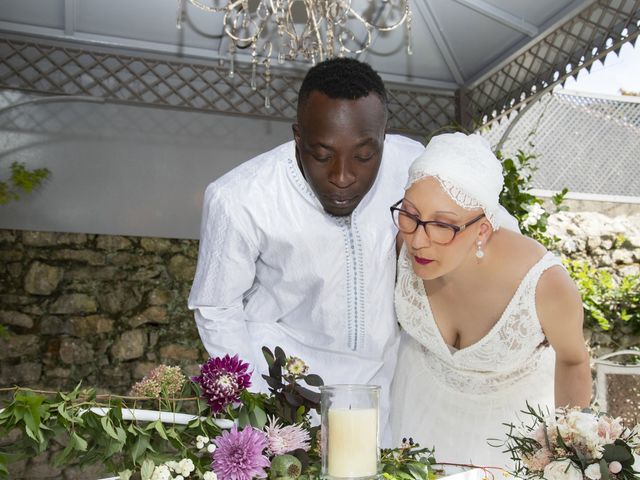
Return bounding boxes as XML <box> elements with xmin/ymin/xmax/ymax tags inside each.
<box><xmin>177</xmin><ymin>0</ymin><xmax>413</xmax><ymax>108</ymax></box>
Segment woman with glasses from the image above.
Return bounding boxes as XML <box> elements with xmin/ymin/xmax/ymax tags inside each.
<box><xmin>389</xmin><ymin>133</ymin><xmax>591</xmax><ymax>466</ymax></box>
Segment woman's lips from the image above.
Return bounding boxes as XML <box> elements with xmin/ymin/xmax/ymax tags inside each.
<box><xmin>414</xmin><ymin>256</ymin><xmax>433</xmax><ymax>265</ymax></box>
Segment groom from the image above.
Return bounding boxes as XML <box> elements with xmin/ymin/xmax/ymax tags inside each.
<box><xmin>188</xmin><ymin>58</ymin><xmax>424</xmax><ymax>442</ymax></box>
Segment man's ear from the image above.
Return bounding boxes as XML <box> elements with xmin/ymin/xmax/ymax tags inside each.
<box><xmin>292</xmin><ymin>124</ymin><xmax>300</xmax><ymax>143</ymax></box>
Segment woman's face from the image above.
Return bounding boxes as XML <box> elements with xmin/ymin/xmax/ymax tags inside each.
<box><xmin>400</xmin><ymin>176</ymin><xmax>488</xmax><ymax>280</ymax></box>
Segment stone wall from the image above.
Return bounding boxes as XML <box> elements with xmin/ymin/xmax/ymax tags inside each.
<box><xmin>0</xmin><ymin>229</ymin><xmax>207</xmax><ymax>398</ymax></box>
<box><xmin>2</xmin><ymin>212</ymin><xmax>639</xmax><ymax>397</ymax></box>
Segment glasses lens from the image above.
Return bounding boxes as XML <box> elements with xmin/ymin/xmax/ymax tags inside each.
<box><xmin>425</xmin><ymin>223</ymin><xmax>456</xmax><ymax>244</ymax></box>
<box><xmin>393</xmin><ymin>210</ymin><xmax>418</xmax><ymax>233</ymax></box>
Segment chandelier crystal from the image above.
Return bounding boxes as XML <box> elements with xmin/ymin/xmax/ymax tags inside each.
<box><xmin>177</xmin><ymin>0</ymin><xmax>413</xmax><ymax>108</ymax></box>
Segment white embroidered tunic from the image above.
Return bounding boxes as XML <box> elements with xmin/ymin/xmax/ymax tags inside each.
<box><xmin>391</xmin><ymin>245</ymin><xmax>561</xmax><ymax>465</ymax></box>
<box><xmin>189</xmin><ymin>135</ymin><xmax>424</xmax><ymax>440</ymax></box>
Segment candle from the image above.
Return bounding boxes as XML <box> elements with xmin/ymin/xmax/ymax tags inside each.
<box><xmin>327</xmin><ymin>407</ymin><xmax>378</xmax><ymax>478</ymax></box>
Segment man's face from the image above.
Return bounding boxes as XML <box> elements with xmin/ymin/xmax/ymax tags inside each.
<box><xmin>293</xmin><ymin>91</ymin><xmax>387</xmax><ymax>216</ymax></box>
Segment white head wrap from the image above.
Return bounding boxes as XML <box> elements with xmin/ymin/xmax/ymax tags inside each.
<box><xmin>407</xmin><ymin>132</ymin><xmax>504</xmax><ymax>230</ymax></box>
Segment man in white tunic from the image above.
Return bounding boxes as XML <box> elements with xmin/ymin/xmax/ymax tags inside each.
<box><xmin>188</xmin><ymin>58</ymin><xmax>424</xmax><ymax>440</ymax></box>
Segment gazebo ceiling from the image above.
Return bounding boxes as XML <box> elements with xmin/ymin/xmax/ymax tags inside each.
<box><xmin>0</xmin><ymin>0</ymin><xmax>639</xmax><ymax>135</ymax></box>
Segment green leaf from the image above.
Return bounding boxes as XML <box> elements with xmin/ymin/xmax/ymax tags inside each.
<box><xmin>101</xmin><ymin>416</ymin><xmax>120</xmax><ymax>441</ymax></box>
<box><xmin>131</xmin><ymin>434</ymin><xmax>151</xmax><ymax>464</ymax></box>
<box><xmin>303</xmin><ymin>374</ymin><xmax>323</xmax><ymax>387</ymax></box>
<box><xmin>248</xmin><ymin>405</ymin><xmax>267</xmax><ymax>428</ymax></box>
<box><xmin>141</xmin><ymin>458</ymin><xmax>155</xmax><ymax>480</ymax></box>
<box><xmin>118</xmin><ymin>470</ymin><xmax>133</xmax><ymax>480</ymax></box>
<box><xmin>238</xmin><ymin>407</ymin><xmax>251</xmax><ymax>428</ymax></box>
<box><xmin>71</xmin><ymin>432</ymin><xmax>88</xmax><ymax>451</ymax></box>
<box><xmin>153</xmin><ymin>420</ymin><xmax>168</xmax><ymax>440</ymax></box>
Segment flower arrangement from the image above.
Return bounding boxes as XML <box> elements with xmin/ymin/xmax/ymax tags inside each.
<box><xmin>0</xmin><ymin>346</ymin><xmax>436</xmax><ymax>480</ymax></box>
<box><xmin>502</xmin><ymin>404</ymin><xmax>640</xmax><ymax>480</ymax></box>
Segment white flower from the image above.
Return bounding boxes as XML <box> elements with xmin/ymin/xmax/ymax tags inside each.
<box><xmin>585</xmin><ymin>463</ymin><xmax>602</xmax><ymax>479</ymax></box>
<box><xmin>197</xmin><ymin>435</ymin><xmax>210</xmax><ymax>444</ymax></box>
<box><xmin>203</xmin><ymin>472</ymin><xmax>218</xmax><ymax>480</ymax></box>
<box><xmin>175</xmin><ymin>476</ymin><xmax>184</xmax><ymax>480</ymax></box>
<box><xmin>165</xmin><ymin>461</ymin><xmax>178</xmax><ymax>471</ymax></box>
<box><xmin>150</xmin><ymin>465</ymin><xmax>171</xmax><ymax>480</ymax></box>
<box><xmin>207</xmin><ymin>443</ymin><xmax>217</xmax><ymax>453</ymax></box>
<box><xmin>543</xmin><ymin>459</ymin><xmax>583</xmax><ymax>480</ymax></box>
<box><xmin>178</xmin><ymin>458</ymin><xmax>195</xmax><ymax>475</ymax></box>
<box><xmin>522</xmin><ymin>203</ymin><xmax>546</xmax><ymax>227</ymax></box>
<box><xmin>196</xmin><ymin>441</ymin><xmax>204</xmax><ymax>449</ymax></box>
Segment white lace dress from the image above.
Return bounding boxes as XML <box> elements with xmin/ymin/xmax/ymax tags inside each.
<box><xmin>390</xmin><ymin>245</ymin><xmax>561</xmax><ymax>467</ymax></box>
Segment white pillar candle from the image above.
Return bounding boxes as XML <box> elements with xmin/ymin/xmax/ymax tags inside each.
<box><xmin>327</xmin><ymin>407</ymin><xmax>378</xmax><ymax>478</ymax></box>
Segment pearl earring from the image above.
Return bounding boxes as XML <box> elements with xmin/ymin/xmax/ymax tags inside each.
<box><xmin>475</xmin><ymin>240</ymin><xmax>485</xmax><ymax>259</ymax></box>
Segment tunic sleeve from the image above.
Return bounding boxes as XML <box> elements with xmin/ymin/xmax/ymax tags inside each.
<box><xmin>188</xmin><ymin>181</ymin><xmax>261</xmax><ymax>368</ymax></box>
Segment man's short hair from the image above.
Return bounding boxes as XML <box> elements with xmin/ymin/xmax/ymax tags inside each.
<box><xmin>297</xmin><ymin>58</ymin><xmax>388</xmax><ymax>117</ymax></box>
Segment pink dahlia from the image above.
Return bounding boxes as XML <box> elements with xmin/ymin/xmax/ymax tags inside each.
<box><xmin>192</xmin><ymin>354</ymin><xmax>252</xmax><ymax>413</ymax></box>
<box><xmin>212</xmin><ymin>425</ymin><xmax>270</xmax><ymax>480</ymax></box>
<box><xmin>264</xmin><ymin>416</ymin><xmax>311</xmax><ymax>455</ymax></box>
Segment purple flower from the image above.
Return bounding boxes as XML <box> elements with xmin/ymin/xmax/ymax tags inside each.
<box><xmin>192</xmin><ymin>354</ymin><xmax>252</xmax><ymax>413</ymax></box>
<box><xmin>212</xmin><ymin>425</ymin><xmax>270</xmax><ymax>480</ymax></box>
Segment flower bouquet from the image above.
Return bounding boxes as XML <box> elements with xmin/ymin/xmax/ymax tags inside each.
<box><xmin>502</xmin><ymin>404</ymin><xmax>640</xmax><ymax>480</ymax></box>
<box><xmin>0</xmin><ymin>346</ymin><xmax>436</xmax><ymax>480</ymax></box>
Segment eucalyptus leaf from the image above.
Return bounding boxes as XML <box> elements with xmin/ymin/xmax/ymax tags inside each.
<box><xmin>118</xmin><ymin>469</ymin><xmax>133</xmax><ymax>480</ymax></box>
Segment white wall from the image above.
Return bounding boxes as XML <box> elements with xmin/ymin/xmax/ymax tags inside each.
<box><xmin>0</xmin><ymin>94</ymin><xmax>292</xmax><ymax>239</ymax></box>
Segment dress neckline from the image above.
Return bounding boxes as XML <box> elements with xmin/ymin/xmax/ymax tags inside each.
<box><xmin>411</xmin><ymin>249</ymin><xmax>553</xmax><ymax>358</ymax></box>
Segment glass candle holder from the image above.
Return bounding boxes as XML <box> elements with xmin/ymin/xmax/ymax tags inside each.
<box><xmin>320</xmin><ymin>384</ymin><xmax>380</xmax><ymax>480</ymax></box>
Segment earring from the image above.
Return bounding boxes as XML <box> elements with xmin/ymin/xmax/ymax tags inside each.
<box><xmin>475</xmin><ymin>240</ymin><xmax>485</xmax><ymax>259</ymax></box>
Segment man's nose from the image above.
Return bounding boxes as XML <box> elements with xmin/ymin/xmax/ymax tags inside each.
<box><xmin>328</xmin><ymin>158</ymin><xmax>356</xmax><ymax>188</ymax></box>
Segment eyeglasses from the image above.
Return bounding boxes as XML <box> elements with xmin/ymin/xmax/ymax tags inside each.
<box><xmin>390</xmin><ymin>199</ymin><xmax>485</xmax><ymax>245</ymax></box>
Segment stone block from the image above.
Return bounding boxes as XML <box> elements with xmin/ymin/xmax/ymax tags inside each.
<box><xmin>168</xmin><ymin>254</ymin><xmax>196</xmax><ymax>282</ymax></box>
<box><xmin>24</xmin><ymin>261</ymin><xmax>64</xmax><ymax>295</ymax></box>
<box><xmin>131</xmin><ymin>265</ymin><xmax>165</xmax><ymax>281</ymax></box>
<box><xmin>0</xmin><ymin>334</ymin><xmax>39</xmax><ymax>359</ymax></box>
<box><xmin>159</xmin><ymin>343</ymin><xmax>199</xmax><ymax>361</ymax></box>
<box><xmin>96</xmin><ymin>235</ymin><xmax>133</xmax><ymax>251</ymax></box>
<box><xmin>0</xmin><ymin>250</ymin><xmax>23</xmax><ymax>261</ymax></box>
<box><xmin>130</xmin><ymin>306</ymin><xmax>168</xmax><ymax>328</ymax></box>
<box><xmin>109</xmin><ymin>252</ymin><xmax>155</xmax><ymax>267</ymax></box>
<box><xmin>612</xmin><ymin>249</ymin><xmax>635</xmax><ymax>264</ymax></box>
<box><xmin>52</xmin><ymin>249</ymin><xmax>106</xmax><ymax>266</ymax></box>
<box><xmin>1</xmin><ymin>361</ymin><xmax>42</xmax><ymax>384</ymax></box>
<box><xmin>141</xmin><ymin>237</ymin><xmax>173</xmax><ymax>253</ymax></box>
<box><xmin>0</xmin><ymin>229</ymin><xmax>16</xmax><ymax>243</ymax></box>
<box><xmin>111</xmin><ymin>329</ymin><xmax>147</xmax><ymax>361</ymax></box>
<box><xmin>39</xmin><ymin>315</ymin><xmax>73</xmax><ymax>335</ymax></box>
<box><xmin>0</xmin><ymin>294</ymin><xmax>36</xmax><ymax>305</ymax></box>
<box><xmin>59</xmin><ymin>337</ymin><xmax>95</xmax><ymax>364</ymax></box>
<box><xmin>7</xmin><ymin>262</ymin><xmax>23</xmax><ymax>278</ymax></box>
<box><xmin>49</xmin><ymin>294</ymin><xmax>98</xmax><ymax>314</ymax></box>
<box><xmin>97</xmin><ymin>284</ymin><xmax>142</xmax><ymax>314</ymax></box>
<box><xmin>23</xmin><ymin>231</ymin><xmax>87</xmax><ymax>246</ymax></box>
<box><xmin>70</xmin><ymin>315</ymin><xmax>114</xmax><ymax>337</ymax></box>
<box><xmin>0</xmin><ymin>310</ymin><xmax>34</xmax><ymax>328</ymax></box>
<box><xmin>64</xmin><ymin>266</ymin><xmax>125</xmax><ymax>281</ymax></box>
<box><xmin>148</xmin><ymin>288</ymin><xmax>173</xmax><ymax>305</ymax></box>
<box><xmin>133</xmin><ymin>361</ymin><xmax>158</xmax><ymax>380</ymax></box>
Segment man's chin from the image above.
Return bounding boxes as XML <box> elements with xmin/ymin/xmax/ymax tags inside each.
<box><xmin>322</xmin><ymin>203</ymin><xmax>357</xmax><ymax>217</ymax></box>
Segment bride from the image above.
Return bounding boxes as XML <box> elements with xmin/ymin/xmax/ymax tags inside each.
<box><xmin>389</xmin><ymin>133</ymin><xmax>591</xmax><ymax>466</ymax></box>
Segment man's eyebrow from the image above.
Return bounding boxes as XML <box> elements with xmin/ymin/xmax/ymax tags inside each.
<box><xmin>310</xmin><ymin>137</ymin><xmax>378</xmax><ymax>150</ymax></box>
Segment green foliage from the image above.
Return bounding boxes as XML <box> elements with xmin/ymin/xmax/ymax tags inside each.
<box><xmin>381</xmin><ymin>442</ymin><xmax>437</xmax><ymax>480</ymax></box>
<box><xmin>564</xmin><ymin>259</ymin><xmax>640</xmax><ymax>333</ymax></box>
<box><xmin>0</xmin><ymin>348</ymin><xmax>438</xmax><ymax>480</ymax></box>
<box><xmin>498</xmin><ymin>150</ymin><xmax>567</xmax><ymax>248</ymax></box>
<box><xmin>0</xmin><ymin>162</ymin><xmax>50</xmax><ymax>205</ymax></box>
<box><xmin>0</xmin><ymin>383</ymin><xmax>223</xmax><ymax>479</ymax></box>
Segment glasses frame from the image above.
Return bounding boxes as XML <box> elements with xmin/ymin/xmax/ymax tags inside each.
<box><xmin>390</xmin><ymin>199</ymin><xmax>485</xmax><ymax>245</ymax></box>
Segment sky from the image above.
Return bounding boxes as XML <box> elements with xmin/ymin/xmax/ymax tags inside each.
<box><xmin>558</xmin><ymin>39</ymin><xmax>640</xmax><ymax>96</ymax></box>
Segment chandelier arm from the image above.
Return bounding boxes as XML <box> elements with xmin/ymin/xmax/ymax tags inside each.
<box><xmin>308</xmin><ymin>3</ymin><xmax>325</xmax><ymax>61</ymax></box>
<box><xmin>352</xmin><ymin>1</ymin><xmax>410</xmax><ymax>32</ymax></box>
<box><xmin>187</xmin><ymin>0</ymin><xmax>228</xmax><ymax>13</ymax></box>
